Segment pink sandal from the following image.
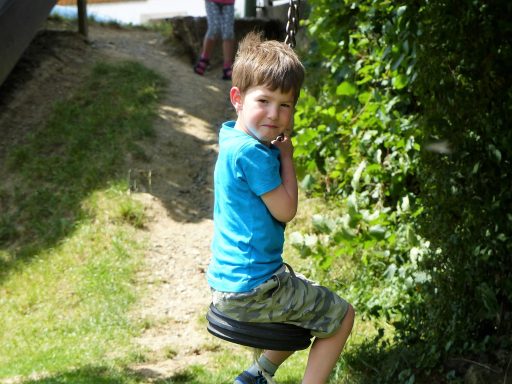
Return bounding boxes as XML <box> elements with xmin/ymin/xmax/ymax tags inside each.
<box><xmin>193</xmin><ymin>58</ymin><xmax>210</xmax><ymax>75</ymax></box>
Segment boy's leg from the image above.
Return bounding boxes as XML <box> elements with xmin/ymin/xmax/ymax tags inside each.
<box><xmin>235</xmin><ymin>351</ymin><xmax>294</xmax><ymax>383</ymax></box>
<box><xmin>263</xmin><ymin>349</ymin><xmax>294</xmax><ymax>367</ymax></box>
<box><xmin>213</xmin><ymin>267</ymin><xmax>353</xmax><ymax>383</ymax></box>
<box><xmin>237</xmin><ymin>350</ymin><xmax>293</xmax><ymax>382</ymax></box>
<box><xmin>302</xmin><ymin>304</ymin><xmax>355</xmax><ymax>384</ymax></box>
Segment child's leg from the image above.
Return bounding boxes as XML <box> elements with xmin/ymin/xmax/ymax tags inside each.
<box><xmin>263</xmin><ymin>349</ymin><xmax>295</xmax><ymax>367</ymax></box>
<box><xmin>197</xmin><ymin>0</ymin><xmax>220</xmax><ymax>63</ymax></box>
<box><xmin>221</xmin><ymin>39</ymin><xmax>234</xmax><ymax>79</ymax></box>
<box><xmin>302</xmin><ymin>304</ymin><xmax>355</xmax><ymax>384</ymax></box>
<box><xmin>219</xmin><ymin>4</ymin><xmax>234</xmax><ymax>79</ymax></box>
<box><xmin>194</xmin><ymin>35</ymin><xmax>215</xmax><ymax>75</ymax></box>
<box><xmin>235</xmin><ymin>351</ymin><xmax>293</xmax><ymax>383</ymax></box>
<box><xmin>201</xmin><ymin>37</ymin><xmax>216</xmax><ymax>59</ymax></box>
<box><xmin>212</xmin><ymin>266</ymin><xmax>353</xmax><ymax>383</ymax></box>
<box><xmin>222</xmin><ymin>39</ymin><xmax>234</xmax><ymax>67</ymax></box>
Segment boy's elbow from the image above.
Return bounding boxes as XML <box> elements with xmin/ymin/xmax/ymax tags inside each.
<box><xmin>262</xmin><ymin>188</ymin><xmax>297</xmax><ymax>222</ymax></box>
<box><xmin>286</xmin><ymin>208</ymin><xmax>298</xmax><ymax>222</ymax></box>
<box><xmin>275</xmin><ymin>206</ymin><xmax>297</xmax><ymax>223</ymax></box>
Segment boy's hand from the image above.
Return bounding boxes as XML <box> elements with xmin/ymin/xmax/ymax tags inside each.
<box><xmin>271</xmin><ymin>134</ymin><xmax>294</xmax><ymax>158</ymax></box>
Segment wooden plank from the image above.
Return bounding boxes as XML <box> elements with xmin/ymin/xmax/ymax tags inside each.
<box><xmin>0</xmin><ymin>0</ymin><xmax>57</xmax><ymax>86</ymax></box>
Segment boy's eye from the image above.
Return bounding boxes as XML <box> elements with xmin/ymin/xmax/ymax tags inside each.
<box><xmin>281</xmin><ymin>103</ymin><xmax>292</xmax><ymax>108</ymax></box>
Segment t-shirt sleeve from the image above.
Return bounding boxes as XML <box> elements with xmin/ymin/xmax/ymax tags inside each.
<box><xmin>237</xmin><ymin>143</ymin><xmax>281</xmax><ymax>196</ymax></box>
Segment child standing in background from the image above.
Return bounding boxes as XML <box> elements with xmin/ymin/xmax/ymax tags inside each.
<box><xmin>194</xmin><ymin>0</ymin><xmax>235</xmax><ymax>80</ymax></box>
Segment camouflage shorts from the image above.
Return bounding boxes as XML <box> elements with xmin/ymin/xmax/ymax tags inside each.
<box><xmin>211</xmin><ymin>264</ymin><xmax>350</xmax><ymax>338</ymax></box>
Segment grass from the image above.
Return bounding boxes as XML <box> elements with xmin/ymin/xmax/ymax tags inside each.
<box><xmin>1</xmin><ymin>60</ymin><xmax>162</xmax><ymax>268</ymax></box>
<box><xmin>0</xmin><ymin>191</ymin><xmax>145</xmax><ymax>375</ymax></box>
<box><xmin>0</xmin><ymin>60</ymin><xmax>165</xmax><ymax>380</ymax></box>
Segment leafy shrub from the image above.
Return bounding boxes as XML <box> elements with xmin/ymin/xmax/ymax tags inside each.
<box><xmin>401</xmin><ymin>0</ymin><xmax>512</xmax><ymax>374</ymax></box>
<box><xmin>294</xmin><ymin>0</ymin><xmax>512</xmax><ymax>381</ymax></box>
<box><xmin>295</xmin><ymin>0</ymin><xmax>424</xmax><ymax>319</ymax></box>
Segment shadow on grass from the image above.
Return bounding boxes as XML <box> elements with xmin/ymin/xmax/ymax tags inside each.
<box><xmin>16</xmin><ymin>364</ymin><xmax>303</xmax><ymax>384</ymax></box>
<box><xmin>0</xmin><ymin>27</ymin><xmax>225</xmax><ymax>284</ymax></box>
<box><xmin>0</xmin><ymin>57</ymin><xmax>171</xmax><ymax>281</ymax></box>
<box><xmin>14</xmin><ymin>365</ymin><xmax>224</xmax><ymax>384</ymax></box>
<box><xmin>18</xmin><ymin>366</ymin><xmax>132</xmax><ymax>384</ymax></box>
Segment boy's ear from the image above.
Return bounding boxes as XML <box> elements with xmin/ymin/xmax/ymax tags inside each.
<box><xmin>230</xmin><ymin>87</ymin><xmax>243</xmax><ymax>112</ymax></box>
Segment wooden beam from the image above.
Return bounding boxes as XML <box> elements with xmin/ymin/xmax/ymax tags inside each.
<box><xmin>77</xmin><ymin>0</ymin><xmax>88</xmax><ymax>37</ymax></box>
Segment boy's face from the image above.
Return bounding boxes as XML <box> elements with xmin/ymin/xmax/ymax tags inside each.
<box><xmin>231</xmin><ymin>85</ymin><xmax>295</xmax><ymax>144</ymax></box>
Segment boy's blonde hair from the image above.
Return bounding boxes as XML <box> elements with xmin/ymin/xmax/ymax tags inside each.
<box><xmin>232</xmin><ymin>32</ymin><xmax>305</xmax><ymax>104</ymax></box>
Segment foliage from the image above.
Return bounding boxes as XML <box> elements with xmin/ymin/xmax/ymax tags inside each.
<box><xmin>292</xmin><ymin>1</ymin><xmax>428</xmax><ymax>381</ymax></box>
<box><xmin>294</xmin><ymin>0</ymin><xmax>422</xmax><ymax>333</ymax></box>
<box><xmin>401</xmin><ymin>0</ymin><xmax>512</xmax><ymax>375</ymax></box>
<box><xmin>293</xmin><ymin>0</ymin><xmax>512</xmax><ymax>381</ymax></box>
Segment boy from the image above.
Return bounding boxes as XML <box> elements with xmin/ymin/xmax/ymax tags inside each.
<box><xmin>207</xmin><ymin>32</ymin><xmax>355</xmax><ymax>384</ymax></box>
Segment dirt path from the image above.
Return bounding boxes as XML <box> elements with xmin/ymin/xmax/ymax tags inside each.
<box><xmin>0</xmin><ymin>20</ymin><xmax>236</xmax><ymax>381</ymax></box>
<box><xmin>87</xmin><ymin>24</ymin><xmax>237</xmax><ymax>378</ymax></box>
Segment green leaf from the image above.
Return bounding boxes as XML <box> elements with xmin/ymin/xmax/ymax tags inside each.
<box><xmin>392</xmin><ymin>74</ymin><xmax>409</xmax><ymax>90</ymax></box>
<box><xmin>369</xmin><ymin>225</ymin><xmax>387</xmax><ymax>239</ymax></box>
<box><xmin>300</xmin><ymin>174</ymin><xmax>315</xmax><ymax>190</ymax></box>
<box><xmin>312</xmin><ymin>214</ymin><xmax>333</xmax><ymax>234</ymax></box>
<box><xmin>336</xmin><ymin>81</ymin><xmax>357</xmax><ymax>96</ymax></box>
<box><xmin>476</xmin><ymin>283</ymin><xmax>499</xmax><ymax>318</ymax></box>
<box><xmin>351</xmin><ymin>160</ymin><xmax>367</xmax><ymax>191</ymax></box>
<box><xmin>289</xmin><ymin>231</ymin><xmax>304</xmax><ymax>247</ymax></box>
<box><xmin>488</xmin><ymin>144</ymin><xmax>502</xmax><ymax>163</ymax></box>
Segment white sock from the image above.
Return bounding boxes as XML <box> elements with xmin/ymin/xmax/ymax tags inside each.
<box><xmin>246</xmin><ymin>354</ymin><xmax>278</xmax><ymax>376</ymax></box>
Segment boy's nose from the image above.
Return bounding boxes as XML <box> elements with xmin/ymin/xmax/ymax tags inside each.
<box><xmin>268</xmin><ymin>106</ymin><xmax>279</xmax><ymax>120</ymax></box>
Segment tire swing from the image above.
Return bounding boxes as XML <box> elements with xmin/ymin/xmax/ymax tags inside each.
<box><xmin>206</xmin><ymin>301</ymin><xmax>312</xmax><ymax>352</ymax></box>
<box><xmin>205</xmin><ymin>3</ymin><xmax>311</xmax><ymax>353</ymax></box>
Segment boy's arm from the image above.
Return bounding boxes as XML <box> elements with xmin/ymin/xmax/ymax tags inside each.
<box><xmin>261</xmin><ymin>136</ymin><xmax>298</xmax><ymax>223</ymax></box>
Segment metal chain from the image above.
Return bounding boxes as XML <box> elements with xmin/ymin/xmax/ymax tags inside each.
<box><xmin>284</xmin><ymin>0</ymin><xmax>300</xmax><ymax>48</ymax></box>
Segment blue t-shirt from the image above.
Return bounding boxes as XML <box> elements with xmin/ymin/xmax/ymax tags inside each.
<box><xmin>208</xmin><ymin>121</ymin><xmax>284</xmax><ymax>292</ymax></box>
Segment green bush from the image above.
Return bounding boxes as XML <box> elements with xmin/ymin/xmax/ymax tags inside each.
<box><xmin>294</xmin><ymin>0</ymin><xmax>512</xmax><ymax>381</ymax></box>
<box><xmin>403</xmin><ymin>0</ymin><xmax>512</xmax><ymax>373</ymax></box>
<box><xmin>295</xmin><ymin>0</ymin><xmax>424</xmax><ymax>317</ymax></box>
